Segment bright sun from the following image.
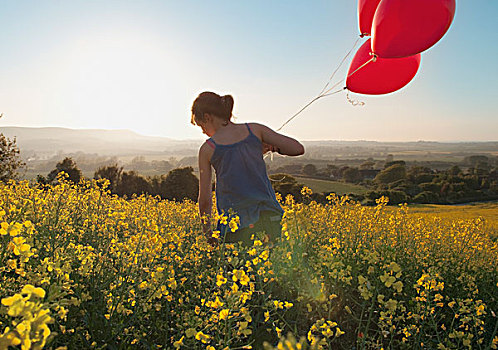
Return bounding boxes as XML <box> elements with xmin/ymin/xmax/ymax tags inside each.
<box><xmin>51</xmin><ymin>29</ymin><xmax>186</xmax><ymax>133</ymax></box>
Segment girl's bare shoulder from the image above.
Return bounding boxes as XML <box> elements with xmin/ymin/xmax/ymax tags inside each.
<box><xmin>247</xmin><ymin>122</ymin><xmax>266</xmax><ymax>139</ymax></box>
<box><xmin>199</xmin><ymin>141</ymin><xmax>215</xmax><ymax>159</ymax></box>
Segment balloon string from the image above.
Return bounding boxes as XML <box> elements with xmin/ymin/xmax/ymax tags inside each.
<box><xmin>319</xmin><ymin>55</ymin><xmax>375</xmax><ymax>98</ymax></box>
<box><xmin>276</xmin><ymin>87</ymin><xmax>345</xmax><ymax>132</ymax></box>
<box><xmin>274</xmin><ymin>39</ymin><xmax>376</xmax><ymax>134</ymax></box>
<box><xmin>275</xmin><ymin>37</ymin><xmax>364</xmax><ymax>132</ymax></box>
<box><xmin>318</xmin><ymin>36</ymin><xmax>362</xmax><ymax>96</ymax></box>
<box><xmin>346</xmin><ymin>55</ymin><xmax>376</xmax><ymax>80</ymax></box>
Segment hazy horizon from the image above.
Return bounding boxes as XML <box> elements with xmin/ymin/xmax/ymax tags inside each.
<box><xmin>1</xmin><ymin>1</ymin><xmax>497</xmax><ymax>142</ymax></box>
<box><xmin>2</xmin><ymin>125</ymin><xmax>498</xmax><ymax>144</ymax></box>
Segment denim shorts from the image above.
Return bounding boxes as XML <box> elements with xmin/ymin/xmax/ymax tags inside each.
<box><xmin>220</xmin><ymin>210</ymin><xmax>283</xmax><ymax>246</ymax></box>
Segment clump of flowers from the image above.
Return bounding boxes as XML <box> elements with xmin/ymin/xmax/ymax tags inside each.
<box><xmin>0</xmin><ymin>285</ymin><xmax>53</xmax><ymax>349</ymax></box>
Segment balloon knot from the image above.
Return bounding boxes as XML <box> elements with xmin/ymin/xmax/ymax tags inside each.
<box><xmin>346</xmin><ymin>91</ymin><xmax>365</xmax><ymax>107</ymax></box>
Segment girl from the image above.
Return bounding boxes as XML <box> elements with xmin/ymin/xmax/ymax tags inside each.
<box><xmin>191</xmin><ymin>91</ymin><xmax>304</xmax><ymax>246</ymax></box>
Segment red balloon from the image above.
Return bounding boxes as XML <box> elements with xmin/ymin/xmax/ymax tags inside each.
<box><xmin>358</xmin><ymin>0</ymin><xmax>382</xmax><ymax>36</ymax></box>
<box><xmin>346</xmin><ymin>39</ymin><xmax>421</xmax><ymax>95</ymax></box>
<box><xmin>372</xmin><ymin>0</ymin><xmax>456</xmax><ymax>58</ymax></box>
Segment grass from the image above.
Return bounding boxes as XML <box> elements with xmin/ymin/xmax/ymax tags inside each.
<box><xmin>295</xmin><ymin>176</ymin><xmax>369</xmax><ymax>195</ymax></box>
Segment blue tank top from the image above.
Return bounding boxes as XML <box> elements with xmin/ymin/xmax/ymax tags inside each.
<box><xmin>208</xmin><ymin>123</ymin><xmax>283</xmax><ymax>229</ymax></box>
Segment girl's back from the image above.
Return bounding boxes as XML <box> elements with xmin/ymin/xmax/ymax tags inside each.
<box><xmin>208</xmin><ymin>122</ymin><xmax>251</xmax><ymax>145</ymax></box>
<box><xmin>207</xmin><ymin>123</ymin><xmax>282</xmax><ymax>229</ymax></box>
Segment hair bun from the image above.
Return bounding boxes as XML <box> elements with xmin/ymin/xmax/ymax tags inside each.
<box><xmin>221</xmin><ymin>95</ymin><xmax>234</xmax><ymax>115</ymax></box>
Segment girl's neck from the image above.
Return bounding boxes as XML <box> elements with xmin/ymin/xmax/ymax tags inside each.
<box><xmin>213</xmin><ymin>120</ymin><xmax>233</xmax><ymax>133</ymax></box>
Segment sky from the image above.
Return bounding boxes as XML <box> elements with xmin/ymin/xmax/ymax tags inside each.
<box><xmin>0</xmin><ymin>0</ymin><xmax>497</xmax><ymax>142</ymax></box>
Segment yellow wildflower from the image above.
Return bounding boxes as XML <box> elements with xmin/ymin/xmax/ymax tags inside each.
<box><xmin>219</xmin><ymin>309</ymin><xmax>229</xmax><ymax>320</ymax></box>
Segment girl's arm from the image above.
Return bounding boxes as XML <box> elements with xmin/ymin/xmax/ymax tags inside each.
<box><xmin>252</xmin><ymin>123</ymin><xmax>305</xmax><ymax>156</ymax></box>
<box><xmin>197</xmin><ymin>143</ymin><xmax>215</xmax><ymax>242</ymax></box>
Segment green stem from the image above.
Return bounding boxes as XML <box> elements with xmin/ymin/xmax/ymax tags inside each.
<box><xmin>359</xmin><ymin>290</ymin><xmax>378</xmax><ymax>350</ymax></box>
<box><xmin>486</xmin><ymin>317</ymin><xmax>498</xmax><ymax>350</ymax></box>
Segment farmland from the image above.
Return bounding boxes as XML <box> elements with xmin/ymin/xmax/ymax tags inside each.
<box><xmin>294</xmin><ymin>176</ymin><xmax>369</xmax><ymax>195</ymax></box>
<box><xmin>1</xmin><ymin>179</ymin><xmax>497</xmax><ymax>349</ymax></box>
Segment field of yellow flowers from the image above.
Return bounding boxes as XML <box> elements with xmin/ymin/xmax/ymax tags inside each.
<box><xmin>1</xmin><ymin>177</ymin><xmax>497</xmax><ymax>349</ymax></box>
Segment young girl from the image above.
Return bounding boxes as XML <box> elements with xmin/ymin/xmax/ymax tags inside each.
<box><xmin>191</xmin><ymin>91</ymin><xmax>304</xmax><ymax>246</ymax></box>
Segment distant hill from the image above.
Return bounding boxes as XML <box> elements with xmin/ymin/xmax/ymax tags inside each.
<box><xmin>1</xmin><ymin>126</ymin><xmax>496</xmax><ymax>161</ymax></box>
<box><xmin>0</xmin><ymin>126</ymin><xmax>203</xmax><ymax>156</ymax></box>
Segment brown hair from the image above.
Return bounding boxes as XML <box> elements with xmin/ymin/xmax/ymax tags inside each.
<box><xmin>191</xmin><ymin>91</ymin><xmax>234</xmax><ymax>125</ymax></box>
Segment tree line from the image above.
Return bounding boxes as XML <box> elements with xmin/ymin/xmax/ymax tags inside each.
<box><xmin>271</xmin><ymin>159</ymin><xmax>498</xmax><ymax>205</ymax></box>
<box><xmin>35</xmin><ymin>157</ymin><xmax>199</xmax><ymax>201</ymax></box>
<box><xmin>363</xmin><ymin>160</ymin><xmax>498</xmax><ymax>204</ymax></box>
<box><xmin>2</xmin><ymin>130</ymin><xmax>497</xmax><ymax>205</ymax></box>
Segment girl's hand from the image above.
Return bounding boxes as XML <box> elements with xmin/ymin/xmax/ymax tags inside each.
<box><xmin>253</xmin><ymin>123</ymin><xmax>304</xmax><ymax>156</ymax></box>
<box><xmin>262</xmin><ymin>143</ymin><xmax>279</xmax><ymax>154</ymax></box>
<box><xmin>205</xmin><ymin>231</ymin><xmax>218</xmax><ymax>247</ymax></box>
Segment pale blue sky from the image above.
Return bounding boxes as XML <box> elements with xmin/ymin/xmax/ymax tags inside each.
<box><xmin>0</xmin><ymin>0</ymin><xmax>497</xmax><ymax>141</ymax></box>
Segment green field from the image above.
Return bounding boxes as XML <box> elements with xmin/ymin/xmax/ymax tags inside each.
<box><xmin>405</xmin><ymin>202</ymin><xmax>498</xmax><ymax>238</ymax></box>
<box><xmin>294</xmin><ymin>176</ymin><xmax>369</xmax><ymax>195</ymax></box>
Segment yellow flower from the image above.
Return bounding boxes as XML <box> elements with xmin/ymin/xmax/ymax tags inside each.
<box><xmin>275</xmin><ymin>326</ymin><xmax>282</xmax><ymax>338</ymax></box>
<box><xmin>220</xmin><ymin>215</ymin><xmax>228</xmax><ymax>225</ymax></box>
<box><xmin>392</xmin><ymin>281</ymin><xmax>403</xmax><ymax>293</ymax></box>
<box><xmin>195</xmin><ymin>331</ymin><xmax>210</xmax><ymax>343</ymax></box>
<box><xmin>1</xmin><ymin>294</ymin><xmax>23</xmax><ymax>307</ymax></box>
<box><xmin>274</xmin><ymin>301</ymin><xmax>284</xmax><ymax>309</ymax></box>
<box><xmin>264</xmin><ymin>311</ymin><xmax>270</xmax><ymax>322</ymax></box>
<box><xmin>9</xmin><ymin>222</ymin><xmax>22</xmax><ymax>237</ymax></box>
<box><xmin>216</xmin><ymin>274</ymin><xmax>227</xmax><ymax>286</ymax></box>
<box><xmin>476</xmin><ymin>304</ymin><xmax>485</xmax><ymax>316</ymax></box>
<box><xmin>229</xmin><ymin>216</ymin><xmax>240</xmax><ymax>232</ymax></box>
<box><xmin>386</xmin><ymin>299</ymin><xmax>397</xmax><ymax>312</ymax></box>
<box><xmin>232</xmin><ymin>269</ymin><xmax>250</xmax><ymax>286</ymax></box>
<box><xmin>21</xmin><ymin>284</ymin><xmax>46</xmax><ymax>298</ymax></box>
<box><xmin>388</xmin><ymin>262</ymin><xmax>401</xmax><ymax>273</ymax></box>
<box><xmin>259</xmin><ymin>250</ymin><xmax>269</xmax><ymax>261</ymax></box>
<box><xmin>10</xmin><ymin>236</ymin><xmax>31</xmax><ymax>255</ymax></box>
<box><xmin>210</xmin><ymin>296</ymin><xmax>224</xmax><ymax>309</ymax></box>
<box><xmin>0</xmin><ymin>327</ymin><xmax>22</xmax><ymax>347</ymax></box>
<box><xmin>0</xmin><ymin>222</ymin><xmax>8</xmax><ymax>235</ymax></box>
<box><xmin>322</xmin><ymin>327</ymin><xmax>334</xmax><ymax>338</ymax></box>
<box><xmin>380</xmin><ymin>273</ymin><xmax>396</xmax><ymax>288</ymax></box>
<box><xmin>173</xmin><ymin>336</ymin><xmax>184</xmax><ymax>348</ymax></box>
<box><xmin>301</xmin><ymin>186</ymin><xmax>313</xmax><ymax>196</ymax></box>
<box><xmin>6</xmin><ymin>259</ymin><xmax>16</xmax><ymax>270</ymax></box>
<box><xmin>335</xmin><ymin>327</ymin><xmax>345</xmax><ymax>337</ymax></box>
<box><xmin>219</xmin><ymin>309</ymin><xmax>229</xmax><ymax>320</ymax></box>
